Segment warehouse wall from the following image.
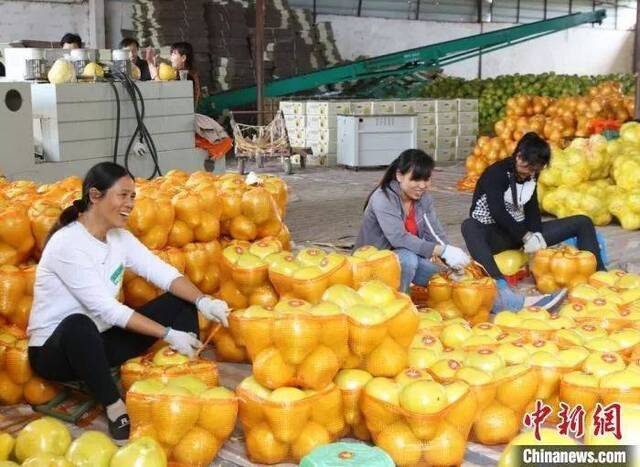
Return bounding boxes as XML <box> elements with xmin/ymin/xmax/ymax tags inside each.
<box><xmin>320</xmin><ymin>14</ymin><xmax>634</xmax><ymax>77</ymax></box>
<box><xmin>0</xmin><ymin>0</ymin><xmax>90</xmax><ymax>45</ymax></box>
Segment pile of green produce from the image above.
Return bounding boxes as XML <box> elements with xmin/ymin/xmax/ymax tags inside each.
<box><xmin>420</xmin><ymin>73</ymin><xmax>635</xmax><ymax>134</ymax></box>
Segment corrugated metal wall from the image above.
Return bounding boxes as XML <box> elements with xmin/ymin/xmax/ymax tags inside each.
<box><xmin>287</xmin><ymin>0</ymin><xmax>636</xmax><ymax>29</ymax></box>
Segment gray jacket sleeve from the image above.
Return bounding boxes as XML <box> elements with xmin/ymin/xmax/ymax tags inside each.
<box><xmin>419</xmin><ymin>195</ymin><xmax>450</xmax><ymax>247</ymax></box>
<box><xmin>370</xmin><ymin>191</ymin><xmax>439</xmax><ymax>258</ymax></box>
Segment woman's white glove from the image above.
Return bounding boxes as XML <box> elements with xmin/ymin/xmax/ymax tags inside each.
<box><xmin>196</xmin><ymin>296</ymin><xmax>230</xmax><ymax>327</ymax></box>
<box><xmin>523</xmin><ymin>232</ymin><xmax>547</xmax><ymax>254</ymax></box>
<box><xmin>164</xmin><ymin>328</ymin><xmax>201</xmax><ymax>358</ymax></box>
<box><xmin>441</xmin><ymin>245</ymin><xmax>471</xmax><ymax>269</ymax></box>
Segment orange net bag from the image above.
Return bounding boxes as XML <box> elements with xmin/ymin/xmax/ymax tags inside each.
<box><xmin>120</xmin><ymin>346</ymin><xmax>218</xmax><ymax>392</ymax></box>
<box><xmin>531</xmin><ymin>246</ymin><xmax>597</xmax><ymax>293</ymax></box>
<box><xmin>333</xmin><ymin>369</ymin><xmax>373</xmax><ymax>441</ymax></box>
<box><xmin>228</xmin><ymin>299</ymin><xmax>349</xmax><ymax>390</ymax></box>
<box><xmin>361</xmin><ymin>379</ymin><xmax>477</xmax><ymax>467</ymax></box>
<box><xmin>238</xmin><ymin>381</ymin><xmax>346</xmax><ymax>464</ymax></box>
<box><xmin>0</xmin><ymin>327</ymin><xmax>58</xmax><ymax>405</ymax></box>
<box><xmin>126</xmin><ymin>378</ymin><xmax>237</xmax><ymax>466</ymax></box>
<box><xmin>0</xmin><ymin>264</ymin><xmax>35</xmax><ymax>330</ymax></box>
<box><xmin>425</xmin><ymin>263</ymin><xmax>496</xmax><ymax>325</ymax></box>
<box><xmin>268</xmin><ymin>248</ymin><xmax>353</xmax><ymax>305</ymax></box>
<box><xmin>349</xmin><ymin>246</ymin><xmax>401</xmax><ymax>290</ymax></box>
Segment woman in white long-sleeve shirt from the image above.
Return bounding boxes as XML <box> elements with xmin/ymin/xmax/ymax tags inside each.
<box><xmin>27</xmin><ymin>162</ymin><xmax>230</xmax><ymax>440</ymax></box>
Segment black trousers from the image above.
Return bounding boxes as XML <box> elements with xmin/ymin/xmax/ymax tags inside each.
<box><xmin>461</xmin><ymin>215</ymin><xmax>606</xmax><ymax>279</ymax></box>
<box><xmin>28</xmin><ymin>293</ymin><xmax>198</xmax><ymax>407</ymax></box>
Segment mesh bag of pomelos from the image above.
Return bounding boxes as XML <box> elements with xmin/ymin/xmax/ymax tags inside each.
<box><xmin>315</xmin><ymin>281</ymin><xmax>418</xmax><ymax>376</ymax></box>
<box><xmin>268</xmin><ymin>247</ymin><xmax>354</xmax><ymax>304</ymax></box>
<box><xmin>214</xmin><ymin>174</ymin><xmax>290</xmax><ymax>247</ymax></box>
<box><xmin>228</xmin><ymin>299</ymin><xmax>349</xmax><ymax>390</ymax></box>
<box><xmin>218</xmin><ymin>239</ymin><xmax>281</xmax><ymax>312</ymax></box>
<box><xmin>531</xmin><ymin>245</ymin><xmax>597</xmax><ymax>293</ymax></box>
<box><xmin>429</xmin><ymin>346</ymin><xmax>540</xmax><ymax>446</ymax></box>
<box><xmin>424</xmin><ymin>263</ymin><xmax>497</xmax><ymax>326</ymax></box>
<box><xmin>360</xmin><ymin>375</ymin><xmax>477</xmax><ymax>467</ymax></box>
<box><xmin>332</xmin><ymin>369</ymin><xmax>375</xmax><ymax>441</ymax></box>
<box><xmin>126</xmin><ymin>376</ymin><xmax>237</xmax><ymax>466</ymax></box>
<box><xmin>493</xmin><ymin>306</ymin><xmax>568</xmax><ymax>342</ymax></box>
<box><xmin>121</xmin><ymin>345</ymin><xmax>218</xmax><ymax>392</ymax></box>
<box><xmin>560</xmin><ymin>353</ymin><xmax>640</xmax><ymax>418</ymax></box>
<box><xmin>237</xmin><ymin>378</ymin><xmax>346</xmax><ymax>464</ymax></box>
<box><xmin>0</xmin><ymin>263</ymin><xmax>35</xmax><ymax>330</ymax></box>
<box><xmin>348</xmin><ymin>246</ymin><xmax>401</xmax><ymax>290</ymax></box>
<box><xmin>0</xmin><ymin>326</ymin><xmax>58</xmax><ymax>405</ymax></box>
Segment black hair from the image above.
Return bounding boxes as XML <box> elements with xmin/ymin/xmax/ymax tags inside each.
<box><xmin>44</xmin><ymin>162</ymin><xmax>133</xmax><ymax>247</ymax></box>
<box><xmin>120</xmin><ymin>37</ymin><xmax>140</xmax><ymax>49</ymax></box>
<box><xmin>60</xmin><ymin>33</ymin><xmax>82</xmax><ymax>48</ymax></box>
<box><xmin>513</xmin><ymin>132</ymin><xmax>551</xmax><ymax>168</ymax></box>
<box><xmin>170</xmin><ymin>42</ymin><xmax>195</xmax><ymax>70</ymax></box>
<box><xmin>364</xmin><ymin>149</ymin><xmax>435</xmax><ymax>209</ymax></box>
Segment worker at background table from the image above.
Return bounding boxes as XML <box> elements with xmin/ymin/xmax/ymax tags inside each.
<box><xmin>461</xmin><ymin>132</ymin><xmax>606</xmax><ymax>312</ymax></box>
<box><xmin>60</xmin><ymin>33</ymin><xmax>82</xmax><ymax>49</ymax></box>
<box><xmin>147</xmin><ymin>41</ymin><xmax>201</xmax><ymax>108</ymax></box>
<box><xmin>356</xmin><ymin>149</ymin><xmax>471</xmax><ymax>293</ymax></box>
<box><xmin>26</xmin><ymin>162</ymin><xmax>230</xmax><ymax>441</ymax></box>
<box><xmin>120</xmin><ymin>37</ymin><xmax>152</xmax><ymax>81</ymax></box>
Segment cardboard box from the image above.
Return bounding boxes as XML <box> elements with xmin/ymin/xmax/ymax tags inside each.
<box><xmin>417</xmin><ymin>138</ymin><xmax>437</xmax><ymax>153</ymax></box>
<box><xmin>350</xmin><ymin>101</ymin><xmax>374</xmax><ymax>115</ymax></box>
<box><xmin>458</xmin><ymin>112</ymin><xmax>479</xmax><ymax>124</ymax></box>
<box><xmin>306</xmin><ymin>114</ymin><xmax>336</xmax><ymax>129</ymax></box>
<box><xmin>435</xmin><ymin>100</ymin><xmax>457</xmax><ymax>113</ymax></box>
<box><xmin>436</xmin><ymin>124</ymin><xmax>458</xmax><ymax>138</ymax></box>
<box><xmin>306</xmin><ymin>101</ymin><xmax>351</xmax><ymax>116</ymax></box>
<box><xmin>435</xmin><ymin>112</ymin><xmax>458</xmax><ymax>125</ymax></box>
<box><xmin>419</xmin><ymin>126</ymin><xmax>437</xmax><ymax>139</ymax></box>
<box><xmin>437</xmin><ymin>136</ymin><xmax>458</xmax><ymax>150</ymax></box>
<box><xmin>458</xmin><ymin>99</ymin><xmax>479</xmax><ymax>112</ymax></box>
<box><xmin>457</xmin><ymin>145</ymin><xmax>475</xmax><ymax>160</ymax></box>
<box><xmin>418</xmin><ymin>113</ymin><xmax>436</xmax><ymax>127</ymax></box>
<box><xmin>414</xmin><ymin>99</ymin><xmax>436</xmax><ymax>113</ymax></box>
<box><xmin>394</xmin><ymin>100</ymin><xmax>417</xmax><ymax>114</ymax></box>
<box><xmin>279</xmin><ymin>101</ymin><xmax>305</xmax><ymax>115</ymax></box>
<box><xmin>458</xmin><ymin>135</ymin><xmax>478</xmax><ymax>148</ymax></box>
<box><xmin>309</xmin><ymin>140</ymin><xmax>337</xmax><ymax>155</ymax></box>
<box><xmin>372</xmin><ymin>101</ymin><xmax>396</xmax><ymax>114</ymax></box>
<box><xmin>435</xmin><ymin>147</ymin><xmax>457</xmax><ymax>161</ymax></box>
<box><xmin>458</xmin><ymin>123</ymin><xmax>479</xmax><ymax>136</ymax></box>
<box><xmin>306</xmin><ymin>128</ymin><xmax>337</xmax><ymax>143</ymax></box>
<box><xmin>284</xmin><ymin>114</ymin><xmax>306</xmax><ymax>130</ymax></box>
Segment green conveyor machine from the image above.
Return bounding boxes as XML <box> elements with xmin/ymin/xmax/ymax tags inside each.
<box><xmin>198</xmin><ymin>10</ymin><xmax>606</xmax><ymax>116</ymax></box>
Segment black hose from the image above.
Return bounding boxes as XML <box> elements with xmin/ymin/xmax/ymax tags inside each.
<box><xmin>106</xmin><ymin>81</ymin><xmax>120</xmax><ymax>164</ymax></box>
<box><xmin>110</xmin><ymin>69</ymin><xmax>162</xmax><ymax>179</ymax></box>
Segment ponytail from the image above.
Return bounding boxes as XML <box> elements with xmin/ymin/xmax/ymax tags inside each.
<box><xmin>45</xmin><ymin>197</ymin><xmax>89</xmax><ymax>246</ymax></box>
<box><xmin>43</xmin><ymin>162</ymin><xmax>131</xmax><ymax>249</ymax></box>
<box><xmin>364</xmin><ymin>149</ymin><xmax>435</xmax><ymax>210</ymax></box>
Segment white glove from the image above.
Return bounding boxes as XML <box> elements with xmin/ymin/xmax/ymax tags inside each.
<box><xmin>441</xmin><ymin>245</ymin><xmax>471</xmax><ymax>270</ymax></box>
<box><xmin>523</xmin><ymin>232</ymin><xmax>547</xmax><ymax>254</ymax></box>
<box><xmin>164</xmin><ymin>328</ymin><xmax>201</xmax><ymax>358</ymax></box>
<box><xmin>196</xmin><ymin>296</ymin><xmax>230</xmax><ymax>327</ymax></box>
<box><xmin>245</xmin><ymin>171</ymin><xmax>260</xmax><ymax>186</ymax></box>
